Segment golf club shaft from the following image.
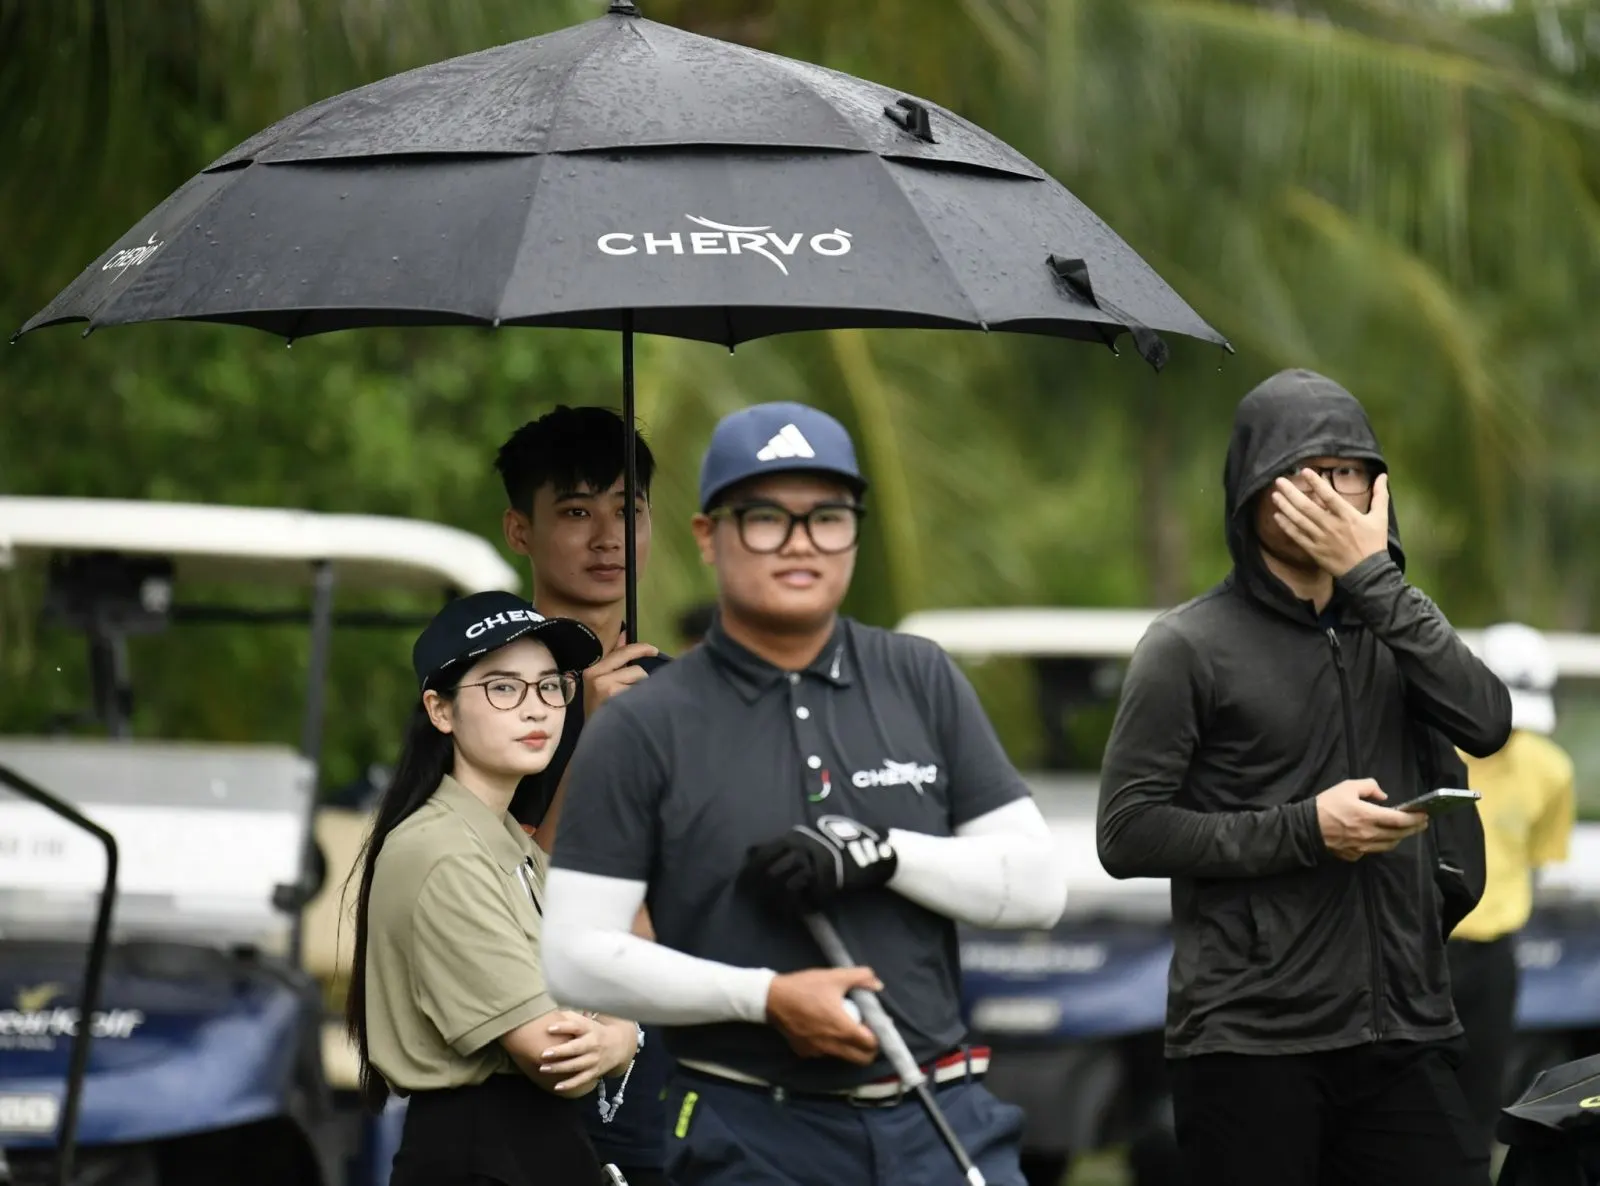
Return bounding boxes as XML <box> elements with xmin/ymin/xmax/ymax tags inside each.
<box><xmin>803</xmin><ymin>915</ymin><xmax>925</xmax><ymax>1085</ymax></box>
<box><xmin>803</xmin><ymin>914</ymin><xmax>987</xmax><ymax>1186</ymax></box>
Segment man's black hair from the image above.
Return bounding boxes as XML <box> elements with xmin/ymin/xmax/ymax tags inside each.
<box><xmin>495</xmin><ymin>405</ymin><xmax>657</xmax><ymax>512</ymax></box>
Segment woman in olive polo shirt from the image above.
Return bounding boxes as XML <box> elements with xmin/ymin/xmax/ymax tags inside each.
<box><xmin>346</xmin><ymin>591</ymin><xmax>642</xmax><ymax>1186</ymax></box>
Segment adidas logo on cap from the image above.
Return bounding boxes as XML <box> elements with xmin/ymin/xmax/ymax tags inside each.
<box><xmin>756</xmin><ymin>423</ymin><xmax>816</xmax><ymax>462</ymax></box>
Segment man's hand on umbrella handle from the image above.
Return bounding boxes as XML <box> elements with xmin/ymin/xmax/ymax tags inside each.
<box><xmin>582</xmin><ymin>641</ymin><xmax>659</xmax><ymax>716</ymax></box>
<box><xmin>1316</xmin><ymin>778</ymin><xmax>1429</xmax><ymax>862</ymax></box>
<box><xmin>766</xmin><ymin>967</ymin><xmax>882</xmax><ymax>1065</ymax></box>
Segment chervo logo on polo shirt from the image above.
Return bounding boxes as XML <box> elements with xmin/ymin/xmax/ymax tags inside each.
<box><xmin>464</xmin><ymin>609</ymin><xmax>545</xmax><ymax>639</ymax></box>
<box><xmin>851</xmin><ymin>760</ymin><xmax>939</xmax><ymax>793</ymax></box>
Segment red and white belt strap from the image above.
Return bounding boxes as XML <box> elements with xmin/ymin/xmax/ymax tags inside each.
<box><xmin>681</xmin><ymin>1045</ymin><xmax>991</xmax><ymax>1102</ymax></box>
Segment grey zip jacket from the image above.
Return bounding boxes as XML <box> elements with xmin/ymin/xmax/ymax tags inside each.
<box><xmin>1097</xmin><ymin>369</ymin><xmax>1512</xmax><ymax>1058</ymax></box>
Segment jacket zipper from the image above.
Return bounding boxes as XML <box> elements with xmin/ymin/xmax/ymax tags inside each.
<box><xmin>1327</xmin><ymin>627</ymin><xmax>1385</xmax><ymax>1041</ymax></box>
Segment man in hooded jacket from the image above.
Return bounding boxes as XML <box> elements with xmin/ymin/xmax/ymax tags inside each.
<box><xmin>1097</xmin><ymin>369</ymin><xmax>1513</xmax><ymax>1186</ymax></box>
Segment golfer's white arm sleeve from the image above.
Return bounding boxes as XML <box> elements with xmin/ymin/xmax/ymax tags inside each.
<box><xmin>542</xmin><ymin>868</ymin><xmax>776</xmax><ymax>1026</ymax></box>
<box><xmin>887</xmin><ymin>797</ymin><xmax>1068</xmax><ymax>929</ymax></box>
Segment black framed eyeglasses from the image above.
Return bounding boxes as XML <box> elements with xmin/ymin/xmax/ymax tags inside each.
<box><xmin>709</xmin><ymin>501</ymin><xmax>865</xmax><ymax>554</ymax></box>
<box><xmin>1281</xmin><ymin>464</ymin><xmax>1373</xmax><ymax>496</ymax></box>
<box><xmin>457</xmin><ymin>673</ymin><xmax>579</xmax><ymax>711</ymax></box>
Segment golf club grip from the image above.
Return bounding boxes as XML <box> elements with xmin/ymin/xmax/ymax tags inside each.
<box><xmin>803</xmin><ymin>914</ymin><xmax>926</xmax><ymax>1086</ymax></box>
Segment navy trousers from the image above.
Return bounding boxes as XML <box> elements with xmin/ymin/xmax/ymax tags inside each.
<box><xmin>662</xmin><ymin>1069</ymin><xmax>1026</xmax><ymax>1186</ymax></box>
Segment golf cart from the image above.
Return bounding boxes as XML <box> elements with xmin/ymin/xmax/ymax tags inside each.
<box><xmin>895</xmin><ymin>607</ymin><xmax>1600</xmax><ymax>1186</ymax></box>
<box><xmin>0</xmin><ymin>496</ymin><xmax>519</xmax><ymax>1186</ymax></box>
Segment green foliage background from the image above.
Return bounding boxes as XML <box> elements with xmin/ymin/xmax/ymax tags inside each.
<box><xmin>3</xmin><ymin>0</ymin><xmax>1598</xmax><ymax>793</ymax></box>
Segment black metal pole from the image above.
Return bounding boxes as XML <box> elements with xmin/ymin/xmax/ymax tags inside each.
<box><xmin>299</xmin><ymin>561</ymin><xmax>336</xmax><ymax>767</ymax></box>
<box><xmin>0</xmin><ymin>764</ymin><xmax>119</xmax><ymax>1186</ymax></box>
<box><xmin>622</xmin><ymin>313</ymin><xmax>638</xmax><ymax>645</ymax></box>
<box><xmin>86</xmin><ymin>626</ymin><xmax>131</xmax><ymax>741</ymax></box>
<box><xmin>289</xmin><ymin>559</ymin><xmax>336</xmax><ymax>963</ymax></box>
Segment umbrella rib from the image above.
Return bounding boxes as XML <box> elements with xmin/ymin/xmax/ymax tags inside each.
<box><xmin>874</xmin><ymin>164</ymin><xmax>990</xmax><ymax>329</ymax></box>
<box><xmin>543</xmin><ymin>18</ymin><xmax>648</xmax><ymax>154</ymax></box>
<box><xmin>495</xmin><ymin>20</ymin><xmax>635</xmax><ymax>323</ymax></box>
<box><xmin>723</xmin><ymin>39</ymin><xmax>878</xmax><ymax>153</ymax></box>
<box><xmin>77</xmin><ymin>174</ymin><xmax>244</xmax><ymax>334</ymax></box>
<box><xmin>494</xmin><ymin>154</ymin><xmax>559</xmax><ymax>326</ymax></box>
<box><xmin>712</xmin><ymin>32</ymin><xmax>992</xmax><ymax>330</ymax></box>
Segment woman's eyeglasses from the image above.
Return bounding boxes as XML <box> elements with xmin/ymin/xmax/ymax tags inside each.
<box><xmin>457</xmin><ymin>673</ymin><xmax>579</xmax><ymax>711</ymax></box>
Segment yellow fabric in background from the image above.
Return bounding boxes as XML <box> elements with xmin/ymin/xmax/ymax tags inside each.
<box><xmin>1453</xmin><ymin>730</ymin><xmax>1576</xmax><ymax>943</ymax></box>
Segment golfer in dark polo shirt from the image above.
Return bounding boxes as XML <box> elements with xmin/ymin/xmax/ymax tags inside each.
<box><xmin>541</xmin><ymin>402</ymin><xmax>1070</xmax><ymax>1186</ymax></box>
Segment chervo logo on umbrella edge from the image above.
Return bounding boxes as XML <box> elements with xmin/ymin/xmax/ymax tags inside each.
<box><xmin>101</xmin><ymin>234</ymin><xmax>164</xmax><ymax>276</ymax></box>
<box><xmin>597</xmin><ymin>216</ymin><xmax>852</xmax><ymax>275</ymax></box>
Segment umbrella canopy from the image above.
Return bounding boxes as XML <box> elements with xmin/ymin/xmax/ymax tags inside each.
<box><xmin>19</xmin><ymin>2</ymin><xmax>1225</xmax><ymax>361</ymax></box>
<box><xmin>16</xmin><ymin>1</ymin><xmax>1231</xmax><ymax>637</ymax></box>
<box><xmin>1499</xmin><ymin>1053</ymin><xmax>1600</xmax><ymax>1144</ymax></box>
<box><xmin>1495</xmin><ymin>1053</ymin><xmax>1600</xmax><ymax>1185</ymax></box>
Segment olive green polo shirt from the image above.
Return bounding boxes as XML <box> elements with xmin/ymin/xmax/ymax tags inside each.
<box><xmin>365</xmin><ymin>775</ymin><xmax>558</xmax><ymax>1093</ymax></box>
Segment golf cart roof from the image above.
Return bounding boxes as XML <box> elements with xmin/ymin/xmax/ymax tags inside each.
<box><xmin>896</xmin><ymin>607</ymin><xmax>1600</xmax><ymax>678</ymax></box>
<box><xmin>0</xmin><ymin>496</ymin><xmax>520</xmax><ymax>595</ymax></box>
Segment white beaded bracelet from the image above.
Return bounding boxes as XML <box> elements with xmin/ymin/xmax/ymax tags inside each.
<box><xmin>596</xmin><ymin>1026</ymin><xmax>643</xmax><ymax>1124</ymax></box>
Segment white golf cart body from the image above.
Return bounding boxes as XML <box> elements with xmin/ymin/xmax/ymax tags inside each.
<box><xmin>894</xmin><ymin>606</ymin><xmax>1600</xmax><ymax>1182</ymax></box>
<box><xmin>0</xmin><ymin>497</ymin><xmax>517</xmax><ymax>1186</ymax></box>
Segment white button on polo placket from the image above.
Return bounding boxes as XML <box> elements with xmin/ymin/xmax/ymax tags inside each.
<box><xmin>788</xmin><ymin>670</ymin><xmax>829</xmax><ymax>805</ymax></box>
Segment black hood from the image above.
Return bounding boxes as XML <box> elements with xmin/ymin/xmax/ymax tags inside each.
<box><xmin>1223</xmin><ymin>369</ymin><xmax>1404</xmax><ymax>617</ymax></box>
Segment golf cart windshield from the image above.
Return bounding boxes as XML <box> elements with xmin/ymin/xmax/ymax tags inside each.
<box><xmin>0</xmin><ymin>496</ymin><xmax>520</xmax><ymax>952</ymax></box>
<box><xmin>0</xmin><ymin>739</ymin><xmax>312</xmax><ymax>951</ymax></box>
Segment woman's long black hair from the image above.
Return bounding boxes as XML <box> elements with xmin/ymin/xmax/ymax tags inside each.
<box><xmin>344</xmin><ymin>696</ymin><xmax>456</xmax><ymax>1112</ymax></box>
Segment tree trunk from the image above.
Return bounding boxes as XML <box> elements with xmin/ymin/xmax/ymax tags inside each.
<box><xmin>1138</xmin><ymin>376</ymin><xmax>1189</xmax><ymax>608</ymax></box>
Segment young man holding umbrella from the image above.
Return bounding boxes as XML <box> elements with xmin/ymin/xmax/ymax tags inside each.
<box><xmin>493</xmin><ymin>404</ymin><xmax>673</xmax><ymax>1186</ymax></box>
<box><xmin>540</xmin><ymin>401</ymin><xmax>1070</xmax><ymax>1186</ymax></box>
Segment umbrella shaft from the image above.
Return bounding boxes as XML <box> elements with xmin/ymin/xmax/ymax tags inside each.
<box><xmin>622</xmin><ymin>315</ymin><xmax>638</xmax><ymax>644</ymax></box>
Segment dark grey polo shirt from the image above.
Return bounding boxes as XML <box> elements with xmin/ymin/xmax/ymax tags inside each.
<box><xmin>550</xmin><ymin>615</ymin><xmax>1031</xmax><ymax>1092</ymax></box>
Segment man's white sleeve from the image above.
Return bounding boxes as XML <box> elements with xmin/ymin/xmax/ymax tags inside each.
<box><xmin>542</xmin><ymin>868</ymin><xmax>776</xmax><ymax>1025</ymax></box>
<box><xmin>886</xmin><ymin>797</ymin><xmax>1068</xmax><ymax>929</ymax></box>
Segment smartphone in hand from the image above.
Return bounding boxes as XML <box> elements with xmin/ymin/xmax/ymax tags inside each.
<box><xmin>1391</xmin><ymin>788</ymin><xmax>1481</xmax><ymax>816</ymax></box>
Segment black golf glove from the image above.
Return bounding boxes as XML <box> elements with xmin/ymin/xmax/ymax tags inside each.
<box><xmin>740</xmin><ymin>815</ymin><xmax>899</xmax><ymax>913</ymax></box>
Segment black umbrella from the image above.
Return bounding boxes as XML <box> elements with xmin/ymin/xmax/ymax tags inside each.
<box><xmin>17</xmin><ymin>0</ymin><xmax>1230</xmax><ymax>635</ymax></box>
<box><xmin>1495</xmin><ymin>1053</ymin><xmax>1600</xmax><ymax>1185</ymax></box>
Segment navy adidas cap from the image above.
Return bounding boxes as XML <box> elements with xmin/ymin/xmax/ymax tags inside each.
<box><xmin>698</xmin><ymin>402</ymin><xmax>868</xmax><ymax>511</ymax></box>
<box><xmin>412</xmin><ymin>591</ymin><xmax>604</xmax><ymax>692</ymax></box>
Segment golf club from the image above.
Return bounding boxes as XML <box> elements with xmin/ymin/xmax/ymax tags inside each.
<box><xmin>803</xmin><ymin>913</ymin><xmax>988</xmax><ymax>1186</ymax></box>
